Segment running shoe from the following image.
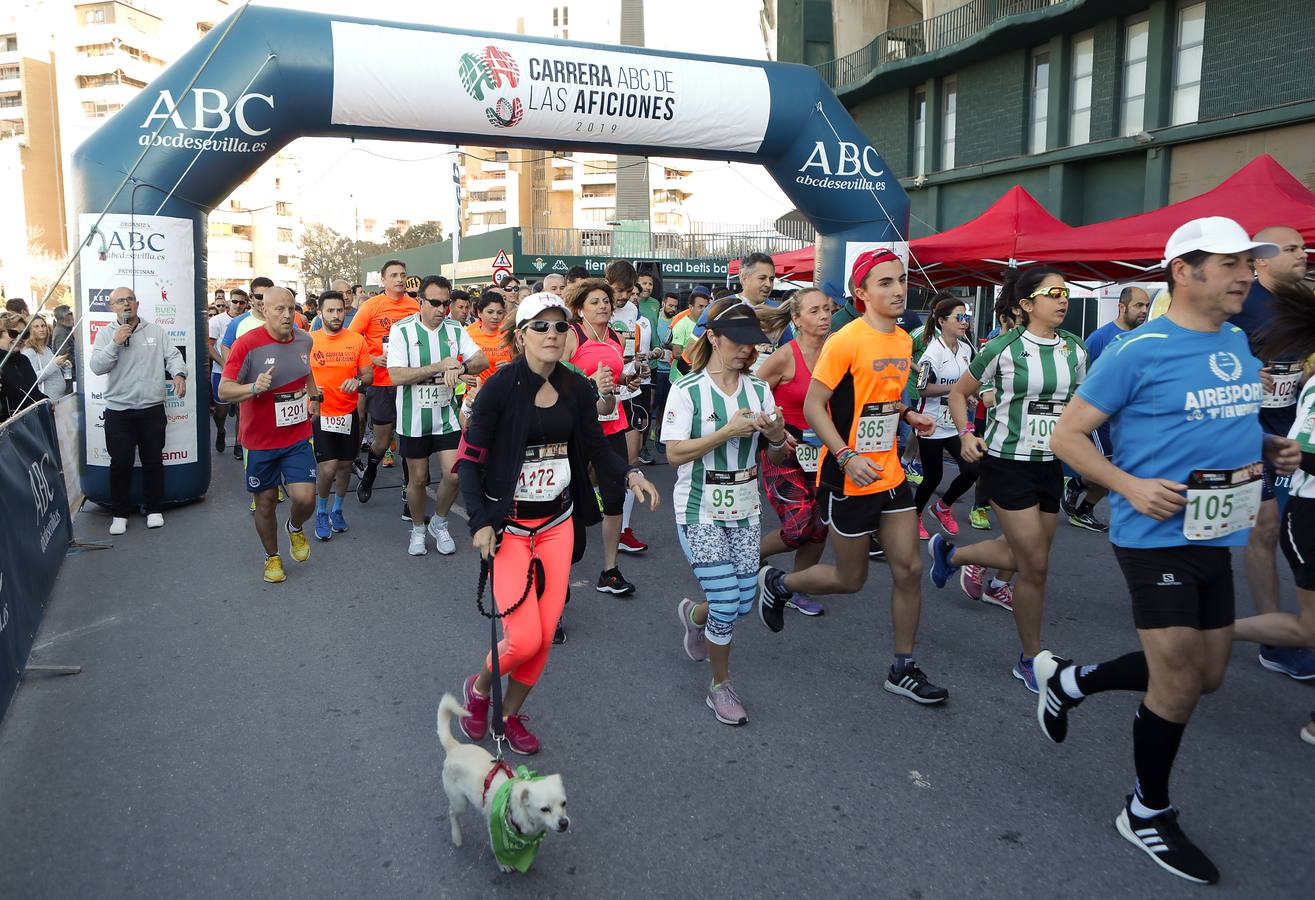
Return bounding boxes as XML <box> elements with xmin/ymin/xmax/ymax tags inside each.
<box><xmin>109</xmin><ymin>517</ymin><xmax>127</xmax><ymax>535</ymax></box>
<box><xmin>756</xmin><ymin>565</ymin><xmax>790</xmax><ymax>633</ymax></box>
<box><xmin>286</xmin><ymin>520</ymin><xmax>310</xmax><ymax>562</ymax></box>
<box><xmin>215</xmin><ymin>431</ymin><xmax>225</xmax><ymax>453</ymax></box>
<box><xmin>1061</xmin><ymin>476</ymin><xmax>1083</xmax><ymax>518</ymax></box>
<box><xmin>552</xmin><ymin>622</ymin><xmax>567</xmax><ymax>645</ymax></box>
<box><xmin>249</xmin><ymin>498</ymin><xmax>256</xmax><ymax>512</ymax></box>
<box><xmin>1302</xmin><ymin>714</ymin><xmax>1315</xmax><ymax>746</ymax></box>
<box><xmin>883</xmin><ymin>664</ymin><xmax>949</xmax><ymax>705</ymax></box>
<box><xmin>329</xmin><ymin>509</ymin><xmax>348</xmax><ymax>533</ymax></box>
<box><xmin>401</xmin><ymin>498</ymin><xmax>411</xmax><ymax>522</ymax></box>
<box><xmin>1068</xmin><ymin>507</ymin><xmax>1108</xmax><ymax>532</ymax></box>
<box><xmin>232</xmin><ymin>443</ymin><xmax>243</xmax><ymax>461</ymax></box>
<box><xmin>930</xmin><ymin>500</ymin><xmax>959</xmax><ymax>535</ymax></box>
<box><xmin>1013</xmin><ymin>655</ymin><xmax>1038</xmax><ymax>694</ymax></box>
<box><xmin>352</xmin><ymin>458</ymin><xmax>366</xmax><ymax>479</ymax></box>
<box><xmin>927</xmin><ymin>533</ymin><xmax>958</xmax><ymax>588</ymax></box>
<box><xmin>969</xmin><ymin>506</ymin><xmax>991</xmax><ymax>530</ymax></box>
<box><xmin>460</xmin><ymin>674</ymin><xmax>489</xmax><ymax>741</ymax></box>
<box><xmin>1115</xmin><ymin>798</ymin><xmax>1220</xmax><ymax>885</ymax></box>
<box><xmin>677</xmin><ymin>598</ymin><xmax>707</xmax><ymax>662</ymax></box>
<box><xmin>408</xmin><ymin>528</ymin><xmax>428</xmax><ymax>556</ymax></box>
<box><xmin>706</xmin><ymin>680</ymin><xmax>748</xmax><ymax>725</ymax></box>
<box><xmin>428</xmin><ymin>517</ymin><xmax>456</xmax><ymax>555</ymax></box>
<box><xmin>638</xmin><ymin>447</ymin><xmax>654</xmax><ymax>465</ymax></box>
<box><xmin>786</xmin><ymin>593</ymin><xmax>825</xmax><ymax>616</ymax></box>
<box><xmin>903</xmin><ymin>461</ymin><xmax>924</xmax><ymax>485</ymax></box>
<box><xmin>277</xmin><ymin>486</ymin><xmax>286</xmax><ymax>503</ymax></box>
<box><xmin>918</xmin><ymin>519</ymin><xmax>930</xmax><ymax>541</ymax></box>
<box><xmin>868</xmin><ymin>535</ymin><xmax>885</xmax><ymax>560</ymax></box>
<box><xmin>981</xmin><ymin>579</ymin><xmax>1014</xmax><ymax>610</ymax></box>
<box><xmin>1258</xmin><ymin>645</ymin><xmax>1315</xmax><ymax>680</ymax></box>
<box><xmin>381</xmin><ymin>448</ymin><xmax>395</xmax><ymax>468</ymax></box>
<box><xmin>263</xmin><ymin>554</ymin><xmax>286</xmax><ymax>583</ymax></box>
<box><xmin>313</xmin><ymin>511</ymin><xmax>332</xmax><ymax>542</ymax></box>
<box><xmin>959</xmin><ymin>563</ymin><xmax>984</xmax><ymax>601</ymax></box>
<box><xmin>1033</xmin><ymin>650</ymin><xmax>1081</xmax><ymax>744</ymax></box>
<box><xmin>618</xmin><ymin>527</ymin><xmax>648</xmax><ymax>554</ymax></box>
<box><xmin>596</xmin><ymin>567</ymin><xmax>635</xmax><ymax>596</ymax></box>
<box><xmin>502</xmin><ymin>714</ymin><xmax>540</xmax><ymax>755</ymax></box>
<box><xmin>356</xmin><ymin>467</ymin><xmax>376</xmax><ymax>503</ymax></box>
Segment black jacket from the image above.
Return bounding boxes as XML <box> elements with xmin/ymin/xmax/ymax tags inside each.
<box><xmin>0</xmin><ymin>351</ymin><xmax>46</xmax><ymax>423</ymax></box>
<box><xmin>456</xmin><ymin>356</ymin><xmax>629</xmax><ymax>558</ymax></box>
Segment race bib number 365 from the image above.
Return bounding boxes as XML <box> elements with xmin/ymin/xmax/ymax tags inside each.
<box><xmin>855</xmin><ymin>401</ymin><xmax>898</xmax><ymax>454</ymax></box>
<box><xmin>1183</xmin><ymin>463</ymin><xmax>1263</xmax><ymax>541</ymax></box>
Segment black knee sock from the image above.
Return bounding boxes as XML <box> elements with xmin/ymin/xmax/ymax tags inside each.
<box><xmin>1075</xmin><ymin>651</ymin><xmax>1149</xmax><ymax>695</ymax></box>
<box><xmin>365</xmin><ymin>449</ymin><xmax>383</xmax><ymax>472</ymax></box>
<box><xmin>1132</xmin><ymin>703</ymin><xmax>1186</xmax><ymax>812</ymax></box>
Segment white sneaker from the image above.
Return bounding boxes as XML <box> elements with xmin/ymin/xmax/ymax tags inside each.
<box><xmin>428</xmin><ymin>517</ymin><xmax>456</xmax><ymax>555</ymax></box>
<box><xmin>407</xmin><ymin>527</ymin><xmax>428</xmax><ymax>556</ymax></box>
<box><xmin>146</xmin><ymin>513</ymin><xmax>164</xmax><ymax>528</ymax></box>
<box><xmin>109</xmin><ymin>517</ymin><xmax>127</xmax><ymax>535</ymax></box>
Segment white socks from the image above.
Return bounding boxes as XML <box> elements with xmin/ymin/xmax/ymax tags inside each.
<box><xmin>622</xmin><ymin>490</ymin><xmax>635</xmax><ymax>530</ymax></box>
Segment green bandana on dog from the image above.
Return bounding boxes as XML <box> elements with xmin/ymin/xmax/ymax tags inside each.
<box><xmin>488</xmin><ymin>766</ymin><xmax>547</xmax><ymax>873</ymax></box>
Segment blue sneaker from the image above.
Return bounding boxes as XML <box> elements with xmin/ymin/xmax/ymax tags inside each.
<box><xmin>927</xmin><ymin>533</ymin><xmax>958</xmax><ymax>588</ymax></box>
<box><xmin>786</xmin><ymin>593</ymin><xmax>825</xmax><ymax>616</ymax></box>
<box><xmin>1013</xmin><ymin>655</ymin><xmax>1038</xmax><ymax>694</ymax></box>
<box><xmin>329</xmin><ymin>509</ymin><xmax>348</xmax><ymax>533</ymax></box>
<box><xmin>313</xmin><ymin>511</ymin><xmax>332</xmax><ymax>542</ymax></box>
<box><xmin>1259</xmin><ymin>645</ymin><xmax>1315</xmax><ymax>681</ymax></box>
<box><xmin>903</xmin><ymin>461</ymin><xmax>924</xmax><ymax>485</ymax></box>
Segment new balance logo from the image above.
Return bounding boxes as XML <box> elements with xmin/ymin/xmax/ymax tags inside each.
<box><xmin>264</xmin><ymin>357</ymin><xmax>276</xmax><ymax>365</ymax></box>
<box><xmin>1159</xmin><ymin>573</ymin><xmax>1182</xmax><ymax>586</ymax></box>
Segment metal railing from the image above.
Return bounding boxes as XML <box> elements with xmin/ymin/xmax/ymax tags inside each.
<box><xmin>520</xmin><ymin>224</ymin><xmax>812</xmax><ymax>260</ymax></box>
<box><xmin>815</xmin><ymin>0</ymin><xmax>1072</xmax><ymax>91</ymax></box>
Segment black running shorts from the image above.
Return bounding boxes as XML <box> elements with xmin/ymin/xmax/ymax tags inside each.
<box><xmin>1113</xmin><ymin>544</ymin><xmax>1234</xmax><ymax>631</ymax></box>
<box><xmin>979</xmin><ymin>455</ymin><xmax>1063</xmax><ymax>514</ymax></box>
<box><xmin>312</xmin><ymin>411</ymin><xmax>361</xmax><ymax>463</ymax></box>
<box><xmin>365</xmin><ymin>385</ymin><xmax>397</xmax><ymax>425</ymax></box>
<box><xmin>1279</xmin><ymin>496</ymin><xmax>1315</xmax><ymax>590</ymax></box>
<box><xmin>396</xmin><ymin>430</ymin><xmax>461</xmax><ymax>459</ymax></box>
<box><xmin>818</xmin><ymin>481</ymin><xmax>915</xmax><ymax>538</ymax></box>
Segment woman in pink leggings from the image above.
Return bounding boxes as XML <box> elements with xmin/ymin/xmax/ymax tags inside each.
<box><xmin>453</xmin><ymin>293</ymin><xmax>659</xmax><ymax>754</ymax></box>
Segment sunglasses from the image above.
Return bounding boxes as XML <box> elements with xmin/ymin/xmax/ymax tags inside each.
<box><xmin>1027</xmin><ymin>286</ymin><xmax>1070</xmax><ymax>301</ymax></box>
<box><xmin>6</xmin><ymin>329</ymin><xmax>22</xmax><ymax>339</ymax></box>
<box><xmin>425</xmin><ymin>298</ymin><xmax>450</xmax><ymax>308</ymax></box>
<box><xmin>523</xmin><ymin>320</ymin><xmax>571</xmax><ymax>334</ymax></box>
<box><xmin>953</xmin><ymin>313</ymin><xmax>972</xmax><ymax>322</ymax></box>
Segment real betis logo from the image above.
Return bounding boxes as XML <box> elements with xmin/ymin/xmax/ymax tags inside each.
<box><xmin>458</xmin><ymin>45</ymin><xmax>524</xmax><ymax>128</ymax></box>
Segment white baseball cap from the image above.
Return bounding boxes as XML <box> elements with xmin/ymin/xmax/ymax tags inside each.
<box><xmin>515</xmin><ymin>291</ymin><xmax>568</xmax><ymax>326</ymax></box>
<box><xmin>1161</xmin><ymin>216</ymin><xmax>1280</xmax><ymax>268</ymax></box>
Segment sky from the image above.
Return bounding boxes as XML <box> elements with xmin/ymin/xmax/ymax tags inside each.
<box><xmin>253</xmin><ymin>0</ymin><xmax>794</xmax><ymax>238</ymax></box>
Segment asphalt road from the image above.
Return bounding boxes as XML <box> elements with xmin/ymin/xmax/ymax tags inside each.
<box><xmin>2</xmin><ymin>431</ymin><xmax>1312</xmax><ymax>898</ymax></box>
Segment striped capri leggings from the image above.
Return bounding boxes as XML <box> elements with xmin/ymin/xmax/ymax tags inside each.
<box><xmin>677</xmin><ymin>522</ymin><xmax>760</xmax><ymax>646</ymax></box>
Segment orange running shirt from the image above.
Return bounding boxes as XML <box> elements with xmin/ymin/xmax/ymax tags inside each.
<box><xmin>348</xmin><ymin>292</ymin><xmax>419</xmax><ymax>386</ymax></box>
<box><xmin>810</xmin><ymin>317</ymin><xmax>912</xmax><ymax>496</ymax></box>
<box><xmin>466</xmin><ymin>323</ymin><xmax>513</xmax><ymax>382</ymax></box>
<box><xmin>310</xmin><ymin>328</ymin><xmax>371</xmax><ymax>416</ymax></box>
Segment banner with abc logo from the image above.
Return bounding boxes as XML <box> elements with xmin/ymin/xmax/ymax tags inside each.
<box><xmin>77</xmin><ymin>214</ymin><xmax>198</xmax><ymax>473</ymax></box>
<box><xmin>0</xmin><ymin>401</ymin><xmax>72</xmax><ymax>720</ymax></box>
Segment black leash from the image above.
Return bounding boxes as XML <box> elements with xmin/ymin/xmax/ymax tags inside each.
<box><xmin>475</xmin><ymin>543</ymin><xmax>540</xmax><ymax>760</ymax></box>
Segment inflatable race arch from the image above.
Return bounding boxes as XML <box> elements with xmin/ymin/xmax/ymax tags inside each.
<box><xmin>72</xmin><ymin>5</ymin><xmax>909</xmax><ymax>506</ymax></box>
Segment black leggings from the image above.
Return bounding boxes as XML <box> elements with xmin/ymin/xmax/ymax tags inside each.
<box><xmin>914</xmin><ymin>434</ymin><xmax>979</xmax><ymax>513</ymax></box>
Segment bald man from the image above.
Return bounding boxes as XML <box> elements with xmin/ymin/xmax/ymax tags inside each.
<box><xmin>1227</xmin><ymin>225</ymin><xmax>1314</xmax><ymax>678</ymax></box>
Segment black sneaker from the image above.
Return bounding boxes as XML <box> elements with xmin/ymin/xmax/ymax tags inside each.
<box><xmin>868</xmin><ymin>535</ymin><xmax>885</xmax><ymax>560</ymax></box>
<box><xmin>232</xmin><ymin>444</ymin><xmax>243</xmax><ymax>461</ymax></box>
<box><xmin>883</xmin><ymin>664</ymin><xmax>949</xmax><ymax>705</ymax></box>
<box><xmin>215</xmin><ymin>431</ymin><xmax>225</xmax><ymax>453</ymax></box>
<box><xmin>1033</xmin><ymin>650</ymin><xmax>1081</xmax><ymax>743</ymax></box>
<box><xmin>352</xmin><ymin>458</ymin><xmax>366</xmax><ymax>479</ymax></box>
<box><xmin>596</xmin><ymin>568</ymin><xmax>635</xmax><ymax>596</ymax></box>
<box><xmin>1061</xmin><ymin>476</ymin><xmax>1083</xmax><ymax>518</ymax></box>
<box><xmin>755</xmin><ymin>565</ymin><xmax>789</xmax><ymax>633</ymax></box>
<box><xmin>357</xmin><ymin>466</ymin><xmax>376</xmax><ymax>503</ymax></box>
<box><xmin>401</xmin><ymin>500</ymin><xmax>412</xmax><ymax>522</ymax></box>
<box><xmin>552</xmin><ymin>622</ymin><xmax>567</xmax><ymax>645</ymax></box>
<box><xmin>1068</xmin><ymin>506</ymin><xmax>1108</xmax><ymax>533</ymax></box>
<box><xmin>1115</xmin><ymin>798</ymin><xmax>1220</xmax><ymax>885</ymax></box>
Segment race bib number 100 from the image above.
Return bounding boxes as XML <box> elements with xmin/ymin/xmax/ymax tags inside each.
<box><xmin>1183</xmin><ymin>463</ymin><xmax>1263</xmax><ymax>541</ymax></box>
<box><xmin>1023</xmin><ymin>400</ymin><xmax>1064</xmax><ymax>453</ymax></box>
<box><xmin>855</xmin><ymin>401</ymin><xmax>899</xmax><ymax>453</ymax></box>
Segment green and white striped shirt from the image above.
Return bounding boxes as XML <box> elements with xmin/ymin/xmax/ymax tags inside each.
<box><xmin>659</xmin><ymin>370</ymin><xmax>776</xmax><ymax>526</ymax></box>
<box><xmin>386</xmin><ymin>315</ymin><xmax>481</xmax><ymax>437</ymax></box>
<box><xmin>969</xmin><ymin>326</ymin><xmax>1088</xmax><ymax>461</ymax></box>
<box><xmin>1289</xmin><ymin>380</ymin><xmax>1315</xmax><ymax>500</ymax></box>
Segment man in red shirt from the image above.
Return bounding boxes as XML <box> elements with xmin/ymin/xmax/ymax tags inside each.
<box><xmin>219</xmin><ymin>286</ymin><xmax>319</xmax><ymax>583</ymax></box>
<box><xmin>349</xmin><ymin>259</ymin><xmax>419</xmax><ymax>502</ymax></box>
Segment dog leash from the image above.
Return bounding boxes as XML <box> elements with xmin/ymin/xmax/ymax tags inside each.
<box><xmin>475</xmin><ymin>532</ymin><xmax>544</xmax><ymax>761</ymax></box>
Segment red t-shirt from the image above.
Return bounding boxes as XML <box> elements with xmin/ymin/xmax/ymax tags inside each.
<box><xmin>223</xmin><ymin>326</ymin><xmax>314</xmax><ymax>450</ymax></box>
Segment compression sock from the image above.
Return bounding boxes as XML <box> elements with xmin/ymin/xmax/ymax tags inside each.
<box><xmin>1070</xmin><ymin>651</ymin><xmax>1149</xmax><ymax>698</ymax></box>
<box><xmin>316</xmin><ymin>496</ymin><xmax>328</xmax><ymax>514</ymax></box>
<box><xmin>365</xmin><ymin>450</ymin><xmax>383</xmax><ymax>473</ymax></box>
<box><xmin>332</xmin><ymin>494</ymin><xmax>345</xmax><ymax>513</ymax></box>
<box><xmin>1131</xmin><ymin>703</ymin><xmax>1185</xmax><ymax>814</ymax></box>
<box><xmin>622</xmin><ymin>490</ymin><xmax>635</xmax><ymax>531</ymax></box>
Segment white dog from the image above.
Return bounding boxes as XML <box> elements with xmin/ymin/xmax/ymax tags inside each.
<box><xmin>436</xmin><ymin>693</ymin><xmax>569</xmax><ymax>873</ymax></box>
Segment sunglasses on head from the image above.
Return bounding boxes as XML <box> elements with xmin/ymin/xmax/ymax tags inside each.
<box><xmin>1028</xmin><ymin>286</ymin><xmax>1070</xmax><ymax>301</ymax></box>
<box><xmin>523</xmin><ymin>320</ymin><xmax>570</xmax><ymax>334</ymax></box>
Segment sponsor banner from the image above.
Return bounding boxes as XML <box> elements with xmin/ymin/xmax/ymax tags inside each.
<box><xmin>52</xmin><ymin>393</ymin><xmax>84</xmax><ymax>515</ymax></box>
<box><xmin>794</xmin><ymin>139</ymin><xmax>894</xmax><ymax>193</ymax></box>
<box><xmin>136</xmin><ymin>88</ymin><xmax>274</xmax><ymax>156</ymax></box>
<box><xmin>524</xmin><ymin>254</ymin><xmax>730</xmax><ymax>281</ymax></box>
<box><xmin>0</xmin><ymin>401</ymin><xmax>72</xmax><ymax>721</ymax></box>
<box><xmin>77</xmin><ymin>214</ymin><xmax>198</xmax><ymax>468</ymax></box>
<box><xmin>330</xmin><ymin>22</ymin><xmax>770</xmax><ymax>154</ymax></box>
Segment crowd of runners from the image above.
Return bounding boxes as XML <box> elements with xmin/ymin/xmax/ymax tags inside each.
<box><xmin>200</xmin><ymin>216</ymin><xmax>1315</xmax><ymax>885</ymax></box>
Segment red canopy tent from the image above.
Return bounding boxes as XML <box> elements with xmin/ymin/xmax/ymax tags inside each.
<box><xmin>906</xmin><ymin>185</ymin><xmax>1075</xmax><ymax>287</ymax></box>
<box><xmin>727</xmin><ymin>243</ymin><xmax>815</xmax><ymax>279</ymax></box>
<box><xmin>1015</xmin><ymin>154</ymin><xmax>1315</xmax><ymax>279</ymax></box>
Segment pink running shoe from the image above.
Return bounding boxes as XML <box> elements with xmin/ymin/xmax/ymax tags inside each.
<box><xmin>919</xmin><ymin>519</ymin><xmax>930</xmax><ymax>541</ymax></box>
<box><xmin>502</xmin><ymin>714</ymin><xmax>540</xmax><ymax>755</ymax></box>
<box><xmin>460</xmin><ymin>674</ymin><xmax>490</xmax><ymax>741</ymax></box>
<box><xmin>982</xmin><ymin>579</ymin><xmax>1014</xmax><ymax>610</ymax></box>
<box><xmin>959</xmin><ymin>564</ymin><xmax>984</xmax><ymax>601</ymax></box>
<box><xmin>931</xmin><ymin>500</ymin><xmax>959</xmax><ymax>535</ymax></box>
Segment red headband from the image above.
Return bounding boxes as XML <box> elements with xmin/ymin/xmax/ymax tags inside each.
<box><xmin>851</xmin><ymin>248</ymin><xmax>901</xmax><ymax>311</ymax></box>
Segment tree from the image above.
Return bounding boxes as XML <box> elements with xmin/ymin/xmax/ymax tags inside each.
<box><xmin>384</xmin><ymin>221</ymin><xmax>445</xmax><ymax>251</ymax></box>
<box><xmin>27</xmin><ymin>227</ymin><xmax>72</xmax><ymax>310</ymax></box>
<box><xmin>299</xmin><ymin>223</ymin><xmax>361</xmax><ymax>292</ymax></box>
